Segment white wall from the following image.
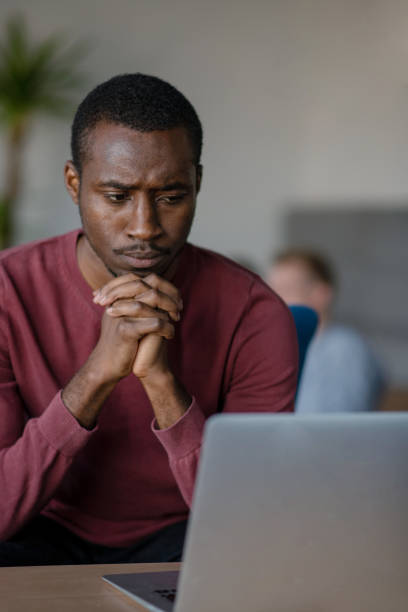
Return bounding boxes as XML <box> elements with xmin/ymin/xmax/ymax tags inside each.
<box><xmin>1</xmin><ymin>0</ymin><xmax>408</xmax><ymax>273</ymax></box>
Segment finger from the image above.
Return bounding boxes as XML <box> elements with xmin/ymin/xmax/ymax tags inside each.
<box><xmin>106</xmin><ymin>299</ymin><xmax>177</xmax><ymax>321</ymax></box>
<box><xmin>144</xmin><ymin>273</ymin><xmax>182</xmax><ymax>308</ymax></box>
<box><xmin>100</xmin><ymin>286</ymin><xmax>181</xmax><ymax>320</ymax></box>
<box><xmin>94</xmin><ymin>278</ymin><xmax>149</xmax><ymax>305</ymax></box>
<box><xmin>93</xmin><ymin>273</ymin><xmax>181</xmax><ymax>305</ymax></box>
<box><xmin>117</xmin><ymin>316</ymin><xmax>175</xmax><ymax>341</ymax></box>
<box><xmin>130</xmin><ymin>289</ymin><xmax>181</xmax><ymax>319</ymax></box>
<box><xmin>94</xmin><ymin>276</ymin><xmax>182</xmax><ymax>313</ymax></box>
<box><xmin>94</xmin><ymin>275</ymin><xmax>147</xmax><ymax>304</ymax></box>
<box><xmin>93</xmin><ymin>273</ymin><xmax>142</xmax><ymax>295</ymax></box>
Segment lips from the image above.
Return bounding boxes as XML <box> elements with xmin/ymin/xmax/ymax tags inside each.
<box><xmin>123</xmin><ymin>250</ymin><xmax>162</xmax><ymax>259</ymax></box>
<box><xmin>120</xmin><ymin>250</ymin><xmax>165</xmax><ymax>269</ymax></box>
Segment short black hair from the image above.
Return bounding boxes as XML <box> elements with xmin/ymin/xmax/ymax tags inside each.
<box><xmin>273</xmin><ymin>248</ymin><xmax>336</xmax><ymax>288</ymax></box>
<box><xmin>71</xmin><ymin>73</ymin><xmax>203</xmax><ymax>173</ymax></box>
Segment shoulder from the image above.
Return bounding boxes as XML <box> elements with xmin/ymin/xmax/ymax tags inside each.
<box><xmin>180</xmin><ymin>245</ymin><xmax>295</xmax><ymax>350</ymax></box>
<box><xmin>319</xmin><ymin>324</ymin><xmax>373</xmax><ymax>355</ymax></box>
<box><xmin>185</xmin><ymin>243</ymin><xmax>289</xmax><ymax>315</ymax></box>
<box><xmin>185</xmin><ymin>243</ymin><xmax>276</xmax><ymax>297</ymax></box>
<box><xmin>310</xmin><ymin>324</ymin><xmax>383</xmax><ymax>377</ymax></box>
<box><xmin>186</xmin><ymin>243</ymin><xmax>257</xmax><ymax>283</ymax></box>
<box><xmin>0</xmin><ymin>230</ymin><xmax>79</xmax><ymax>283</ymax></box>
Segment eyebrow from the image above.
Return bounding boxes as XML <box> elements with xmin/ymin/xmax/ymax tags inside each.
<box><xmin>97</xmin><ymin>181</ymin><xmax>133</xmax><ymax>190</ymax></box>
<box><xmin>159</xmin><ymin>182</ymin><xmax>190</xmax><ymax>192</ymax></box>
<box><xmin>96</xmin><ymin>180</ymin><xmax>190</xmax><ymax>191</ymax></box>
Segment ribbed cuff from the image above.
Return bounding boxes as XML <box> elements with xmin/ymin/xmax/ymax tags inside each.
<box><xmin>152</xmin><ymin>398</ymin><xmax>205</xmax><ymax>460</ymax></box>
<box><xmin>37</xmin><ymin>390</ymin><xmax>96</xmax><ymax>457</ymax></box>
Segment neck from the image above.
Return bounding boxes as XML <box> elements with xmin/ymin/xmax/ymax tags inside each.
<box><xmin>76</xmin><ymin>234</ymin><xmax>113</xmax><ymax>291</ymax></box>
<box><xmin>316</xmin><ymin>310</ymin><xmax>330</xmax><ymax>334</ymax></box>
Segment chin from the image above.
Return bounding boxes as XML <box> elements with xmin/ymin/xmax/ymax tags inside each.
<box><xmin>128</xmin><ymin>268</ymin><xmax>154</xmax><ymax>277</ymax></box>
<box><xmin>115</xmin><ymin>260</ymin><xmax>168</xmax><ymax>278</ymax></box>
<box><xmin>110</xmin><ymin>251</ymin><xmax>178</xmax><ymax>279</ymax></box>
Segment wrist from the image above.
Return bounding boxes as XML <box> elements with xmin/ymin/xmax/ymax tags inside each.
<box><xmin>139</xmin><ymin>369</ymin><xmax>192</xmax><ymax>429</ymax></box>
<box><xmin>87</xmin><ymin>349</ymin><xmax>125</xmax><ymax>387</ymax></box>
<box><xmin>138</xmin><ymin>368</ymin><xmax>176</xmax><ymax>392</ymax></box>
<box><xmin>62</xmin><ymin>361</ymin><xmax>117</xmax><ymax>430</ymax></box>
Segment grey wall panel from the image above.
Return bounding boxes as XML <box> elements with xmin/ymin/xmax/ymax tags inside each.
<box><xmin>285</xmin><ymin>208</ymin><xmax>408</xmax><ymax>386</ymax></box>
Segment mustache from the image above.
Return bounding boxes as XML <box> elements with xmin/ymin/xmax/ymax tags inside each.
<box><xmin>113</xmin><ymin>242</ymin><xmax>171</xmax><ymax>256</ymax></box>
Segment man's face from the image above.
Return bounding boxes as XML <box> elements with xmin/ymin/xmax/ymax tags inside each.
<box><xmin>65</xmin><ymin>122</ymin><xmax>201</xmax><ymax>281</ymax></box>
<box><xmin>267</xmin><ymin>261</ymin><xmax>315</xmax><ymax>306</ymax></box>
<box><xmin>268</xmin><ymin>260</ymin><xmax>332</xmax><ymax>320</ymax></box>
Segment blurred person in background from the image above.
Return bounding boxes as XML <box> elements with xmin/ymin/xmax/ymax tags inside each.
<box><xmin>267</xmin><ymin>249</ymin><xmax>386</xmax><ymax>413</ymax></box>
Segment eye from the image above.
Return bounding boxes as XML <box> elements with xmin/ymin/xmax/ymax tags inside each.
<box><xmin>105</xmin><ymin>192</ymin><xmax>130</xmax><ymax>204</ymax></box>
<box><xmin>157</xmin><ymin>193</ymin><xmax>186</xmax><ymax>205</ymax></box>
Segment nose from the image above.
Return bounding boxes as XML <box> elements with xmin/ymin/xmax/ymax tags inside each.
<box><xmin>126</xmin><ymin>194</ymin><xmax>162</xmax><ymax>241</ymax></box>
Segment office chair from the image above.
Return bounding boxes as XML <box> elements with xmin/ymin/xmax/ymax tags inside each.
<box><xmin>288</xmin><ymin>305</ymin><xmax>318</xmax><ymax>384</ymax></box>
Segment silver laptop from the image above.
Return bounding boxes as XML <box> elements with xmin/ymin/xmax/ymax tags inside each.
<box><xmin>103</xmin><ymin>413</ymin><xmax>408</xmax><ymax>612</ymax></box>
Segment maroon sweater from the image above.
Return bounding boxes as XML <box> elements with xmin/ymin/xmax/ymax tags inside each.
<box><xmin>0</xmin><ymin>230</ymin><xmax>297</xmax><ymax>546</ymax></box>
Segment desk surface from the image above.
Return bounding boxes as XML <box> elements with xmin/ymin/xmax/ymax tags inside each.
<box><xmin>0</xmin><ymin>562</ymin><xmax>180</xmax><ymax>612</ymax></box>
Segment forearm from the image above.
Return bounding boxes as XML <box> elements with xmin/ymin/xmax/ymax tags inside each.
<box><xmin>140</xmin><ymin>370</ymin><xmax>191</xmax><ymax>429</ymax></box>
<box><xmin>61</xmin><ymin>357</ymin><xmax>117</xmax><ymax>430</ymax></box>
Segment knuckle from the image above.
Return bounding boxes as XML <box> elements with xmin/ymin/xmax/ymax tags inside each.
<box><xmin>107</xmin><ymin>302</ymin><xmax>119</xmax><ymax>314</ymax></box>
<box><xmin>147</xmin><ymin>288</ymin><xmax>159</xmax><ymax>301</ymax></box>
<box><xmin>117</xmin><ymin>317</ymin><xmax>137</xmax><ymax>336</ymax></box>
<box><xmin>151</xmin><ymin>318</ymin><xmax>162</xmax><ymax>332</ymax></box>
<box><xmin>117</xmin><ymin>319</ymin><xmax>128</xmax><ymax>336</ymax></box>
<box><xmin>125</xmin><ymin>273</ymin><xmax>138</xmax><ymax>282</ymax></box>
<box><xmin>132</xmin><ymin>300</ymin><xmax>143</xmax><ymax>314</ymax></box>
<box><xmin>117</xmin><ymin>317</ymin><xmax>131</xmax><ymax>330</ymax></box>
<box><xmin>135</xmin><ymin>280</ymin><xmax>147</xmax><ymax>291</ymax></box>
<box><xmin>145</xmin><ymin>273</ymin><xmax>159</xmax><ymax>286</ymax></box>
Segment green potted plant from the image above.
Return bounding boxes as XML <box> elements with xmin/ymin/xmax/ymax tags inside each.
<box><xmin>0</xmin><ymin>16</ymin><xmax>87</xmax><ymax>248</ymax></box>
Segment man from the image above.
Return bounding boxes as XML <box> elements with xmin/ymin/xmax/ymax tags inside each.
<box><xmin>0</xmin><ymin>74</ymin><xmax>297</xmax><ymax>566</ymax></box>
<box><xmin>268</xmin><ymin>249</ymin><xmax>385</xmax><ymax>413</ymax></box>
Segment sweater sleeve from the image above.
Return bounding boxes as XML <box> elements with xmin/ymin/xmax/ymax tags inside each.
<box><xmin>153</xmin><ymin>280</ymin><xmax>298</xmax><ymax>506</ymax></box>
<box><xmin>0</xmin><ymin>395</ymin><xmax>94</xmax><ymax>543</ymax></box>
<box><xmin>0</xmin><ymin>279</ymin><xmax>94</xmax><ymax>541</ymax></box>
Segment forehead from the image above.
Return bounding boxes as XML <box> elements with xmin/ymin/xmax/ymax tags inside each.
<box><xmin>82</xmin><ymin>122</ymin><xmax>195</xmax><ymax>182</ymax></box>
<box><xmin>270</xmin><ymin>260</ymin><xmax>314</xmax><ymax>288</ymax></box>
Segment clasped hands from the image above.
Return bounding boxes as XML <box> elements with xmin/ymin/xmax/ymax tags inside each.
<box><xmin>92</xmin><ymin>273</ymin><xmax>182</xmax><ymax>383</ymax></box>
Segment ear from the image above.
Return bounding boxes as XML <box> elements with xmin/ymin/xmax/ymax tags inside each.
<box><xmin>64</xmin><ymin>161</ymin><xmax>81</xmax><ymax>205</ymax></box>
<box><xmin>195</xmin><ymin>164</ymin><xmax>203</xmax><ymax>194</ymax></box>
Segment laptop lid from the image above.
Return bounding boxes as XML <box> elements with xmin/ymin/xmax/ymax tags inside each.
<box><xmin>175</xmin><ymin>412</ymin><xmax>408</xmax><ymax>612</ymax></box>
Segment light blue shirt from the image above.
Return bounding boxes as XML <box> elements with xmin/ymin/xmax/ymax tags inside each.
<box><xmin>296</xmin><ymin>324</ymin><xmax>386</xmax><ymax>413</ymax></box>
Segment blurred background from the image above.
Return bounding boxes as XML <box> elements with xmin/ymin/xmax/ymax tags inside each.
<box><xmin>0</xmin><ymin>0</ymin><xmax>407</xmax><ymax>404</ymax></box>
